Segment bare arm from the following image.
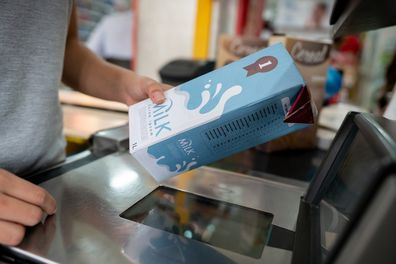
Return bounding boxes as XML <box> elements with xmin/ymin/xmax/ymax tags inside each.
<box><xmin>62</xmin><ymin>4</ymin><xmax>167</xmax><ymax>105</ymax></box>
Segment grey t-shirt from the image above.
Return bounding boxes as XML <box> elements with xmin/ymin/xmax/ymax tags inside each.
<box><xmin>0</xmin><ymin>1</ymin><xmax>73</xmax><ymax>176</ymax></box>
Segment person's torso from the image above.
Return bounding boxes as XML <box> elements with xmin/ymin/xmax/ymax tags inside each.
<box><xmin>0</xmin><ymin>0</ymin><xmax>73</xmax><ymax>176</ymax></box>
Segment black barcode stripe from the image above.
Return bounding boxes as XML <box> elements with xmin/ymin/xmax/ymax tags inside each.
<box><xmin>220</xmin><ymin>126</ymin><xmax>226</xmax><ymax>137</ymax></box>
<box><xmin>213</xmin><ymin>129</ymin><xmax>219</xmax><ymax>138</ymax></box>
<box><xmin>236</xmin><ymin>120</ymin><xmax>242</xmax><ymax>129</ymax></box>
<box><xmin>229</xmin><ymin>123</ymin><xmax>234</xmax><ymax>131</ymax></box>
<box><xmin>216</xmin><ymin>127</ymin><xmax>223</xmax><ymax>137</ymax></box>
<box><xmin>271</xmin><ymin>104</ymin><xmax>276</xmax><ymax>114</ymax></box>
<box><xmin>232</xmin><ymin>122</ymin><xmax>237</xmax><ymax>130</ymax></box>
<box><xmin>243</xmin><ymin>117</ymin><xmax>250</xmax><ymax>128</ymax></box>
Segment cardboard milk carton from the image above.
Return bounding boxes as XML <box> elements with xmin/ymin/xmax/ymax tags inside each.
<box><xmin>257</xmin><ymin>36</ymin><xmax>331</xmax><ymax>152</ymax></box>
<box><xmin>129</xmin><ymin>43</ymin><xmax>316</xmax><ymax>182</ymax></box>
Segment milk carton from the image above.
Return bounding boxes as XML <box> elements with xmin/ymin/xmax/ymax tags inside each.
<box><xmin>256</xmin><ymin>36</ymin><xmax>332</xmax><ymax>152</ymax></box>
<box><xmin>129</xmin><ymin>43</ymin><xmax>315</xmax><ymax>182</ymax></box>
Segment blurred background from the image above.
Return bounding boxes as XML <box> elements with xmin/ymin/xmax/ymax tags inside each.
<box><xmin>61</xmin><ymin>0</ymin><xmax>396</xmax><ymax>179</ymax></box>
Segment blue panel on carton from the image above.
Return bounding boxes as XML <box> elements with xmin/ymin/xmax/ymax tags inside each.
<box><xmin>129</xmin><ymin>43</ymin><xmax>314</xmax><ymax>182</ymax></box>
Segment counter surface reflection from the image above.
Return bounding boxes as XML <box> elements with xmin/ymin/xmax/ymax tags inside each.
<box><xmin>12</xmin><ymin>152</ymin><xmax>306</xmax><ymax>264</ymax></box>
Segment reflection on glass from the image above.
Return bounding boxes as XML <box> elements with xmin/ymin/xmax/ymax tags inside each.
<box><xmin>121</xmin><ymin>186</ymin><xmax>273</xmax><ymax>258</ymax></box>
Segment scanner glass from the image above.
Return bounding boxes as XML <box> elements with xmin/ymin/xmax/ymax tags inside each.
<box><xmin>120</xmin><ymin>186</ymin><xmax>274</xmax><ymax>258</ymax></box>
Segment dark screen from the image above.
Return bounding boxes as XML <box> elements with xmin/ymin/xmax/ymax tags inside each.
<box><xmin>120</xmin><ymin>186</ymin><xmax>274</xmax><ymax>258</ymax></box>
<box><xmin>320</xmin><ymin>131</ymin><xmax>382</xmax><ymax>256</ymax></box>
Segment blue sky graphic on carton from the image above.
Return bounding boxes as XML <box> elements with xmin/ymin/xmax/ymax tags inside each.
<box><xmin>142</xmin><ymin>43</ymin><xmax>306</xmax><ymax>176</ymax></box>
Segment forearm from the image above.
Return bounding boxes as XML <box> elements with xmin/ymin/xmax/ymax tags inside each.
<box><xmin>62</xmin><ymin>39</ymin><xmax>132</xmax><ymax>104</ymax></box>
<box><xmin>61</xmin><ymin>3</ymin><xmax>167</xmax><ymax>106</ymax></box>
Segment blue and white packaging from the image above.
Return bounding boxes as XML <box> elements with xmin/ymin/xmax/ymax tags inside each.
<box><xmin>129</xmin><ymin>43</ymin><xmax>314</xmax><ymax>182</ymax></box>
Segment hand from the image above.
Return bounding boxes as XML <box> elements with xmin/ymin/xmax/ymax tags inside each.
<box><xmin>0</xmin><ymin>169</ymin><xmax>56</xmax><ymax>246</ymax></box>
<box><xmin>120</xmin><ymin>72</ymin><xmax>172</xmax><ymax>106</ymax></box>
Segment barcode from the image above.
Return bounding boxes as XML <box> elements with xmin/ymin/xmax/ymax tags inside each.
<box><xmin>199</xmin><ymin>99</ymin><xmax>289</xmax><ymax>156</ymax></box>
<box><xmin>203</xmin><ymin>103</ymin><xmax>279</xmax><ymax>141</ymax></box>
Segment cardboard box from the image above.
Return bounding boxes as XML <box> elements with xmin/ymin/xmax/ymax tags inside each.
<box><xmin>129</xmin><ymin>43</ymin><xmax>315</xmax><ymax>182</ymax></box>
<box><xmin>258</xmin><ymin>36</ymin><xmax>332</xmax><ymax>151</ymax></box>
<box><xmin>216</xmin><ymin>35</ymin><xmax>268</xmax><ymax>68</ymax></box>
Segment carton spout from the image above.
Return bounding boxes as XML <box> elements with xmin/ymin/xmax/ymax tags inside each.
<box><xmin>284</xmin><ymin>85</ymin><xmax>317</xmax><ymax>124</ymax></box>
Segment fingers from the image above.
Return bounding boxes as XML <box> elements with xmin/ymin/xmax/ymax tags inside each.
<box><xmin>147</xmin><ymin>81</ymin><xmax>166</xmax><ymax>104</ymax></box>
<box><xmin>0</xmin><ymin>193</ymin><xmax>44</xmax><ymax>226</ymax></box>
<box><xmin>0</xmin><ymin>170</ymin><xmax>56</xmax><ymax>246</ymax></box>
<box><xmin>123</xmin><ymin>73</ymin><xmax>173</xmax><ymax>105</ymax></box>
<box><xmin>0</xmin><ymin>220</ymin><xmax>25</xmax><ymax>246</ymax></box>
<box><xmin>0</xmin><ymin>169</ymin><xmax>56</xmax><ymax>215</ymax></box>
<box><xmin>141</xmin><ymin>76</ymin><xmax>173</xmax><ymax>105</ymax></box>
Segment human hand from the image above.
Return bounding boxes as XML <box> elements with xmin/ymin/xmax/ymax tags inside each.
<box><xmin>120</xmin><ymin>72</ymin><xmax>172</xmax><ymax>106</ymax></box>
<box><xmin>0</xmin><ymin>169</ymin><xmax>56</xmax><ymax>246</ymax></box>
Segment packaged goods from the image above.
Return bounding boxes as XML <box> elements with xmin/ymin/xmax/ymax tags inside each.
<box><xmin>258</xmin><ymin>36</ymin><xmax>332</xmax><ymax>151</ymax></box>
<box><xmin>129</xmin><ymin>43</ymin><xmax>316</xmax><ymax>181</ymax></box>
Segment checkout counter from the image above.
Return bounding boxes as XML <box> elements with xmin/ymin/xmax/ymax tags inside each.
<box><xmin>0</xmin><ymin>112</ymin><xmax>395</xmax><ymax>264</ymax></box>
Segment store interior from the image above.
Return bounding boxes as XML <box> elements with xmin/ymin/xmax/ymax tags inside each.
<box><xmin>2</xmin><ymin>0</ymin><xmax>396</xmax><ymax>263</ymax></box>
<box><xmin>62</xmin><ymin>0</ymin><xmax>396</xmax><ymax>181</ymax></box>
